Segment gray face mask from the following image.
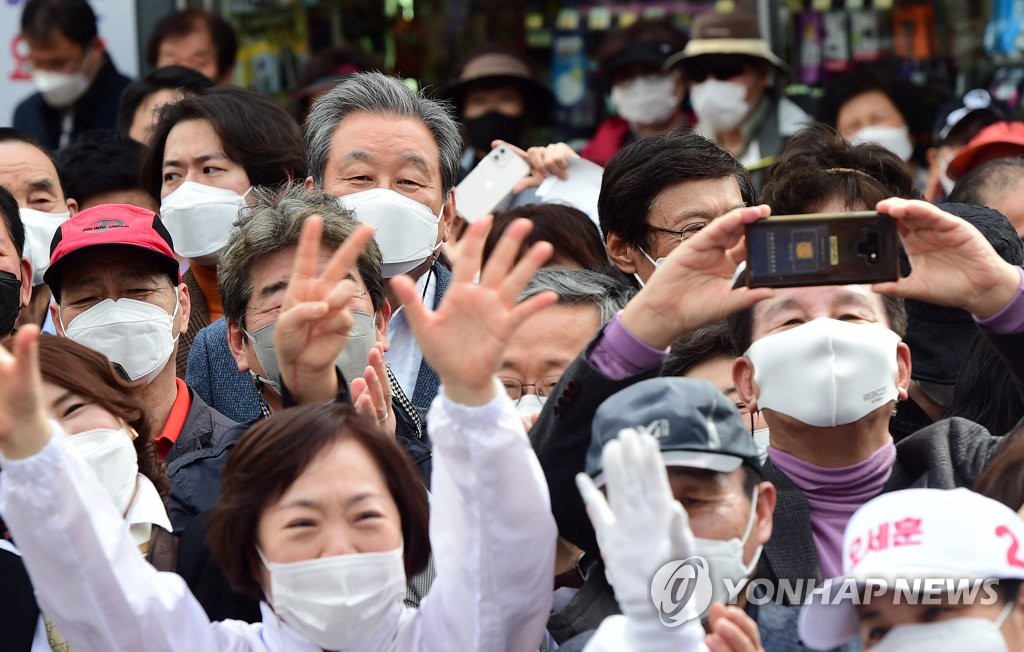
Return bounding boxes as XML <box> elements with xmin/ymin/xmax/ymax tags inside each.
<box><xmin>245</xmin><ymin>311</ymin><xmax>378</xmax><ymax>393</ymax></box>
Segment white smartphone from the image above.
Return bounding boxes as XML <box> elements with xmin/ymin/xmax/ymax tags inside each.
<box><xmin>455</xmin><ymin>145</ymin><xmax>531</xmax><ymax>222</ymax></box>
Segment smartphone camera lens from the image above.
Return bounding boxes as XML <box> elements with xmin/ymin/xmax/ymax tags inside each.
<box><xmin>857</xmin><ymin>231</ymin><xmax>881</xmax><ymax>264</ymax></box>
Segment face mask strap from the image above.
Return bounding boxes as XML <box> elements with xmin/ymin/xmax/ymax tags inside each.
<box><xmin>994</xmin><ymin>595</ymin><xmax>1016</xmax><ymax>629</ymax></box>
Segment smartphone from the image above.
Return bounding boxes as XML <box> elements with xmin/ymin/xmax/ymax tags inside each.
<box><xmin>455</xmin><ymin>146</ymin><xmax>531</xmax><ymax>222</ymax></box>
<box><xmin>745</xmin><ymin>211</ymin><xmax>899</xmax><ymax>288</ymax></box>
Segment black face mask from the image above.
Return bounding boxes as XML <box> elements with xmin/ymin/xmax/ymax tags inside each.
<box><xmin>0</xmin><ymin>271</ymin><xmax>21</xmax><ymax>336</ymax></box>
<box><xmin>464</xmin><ymin>111</ymin><xmax>527</xmax><ymax>154</ymax></box>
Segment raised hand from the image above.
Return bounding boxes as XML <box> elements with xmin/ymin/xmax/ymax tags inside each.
<box><xmin>0</xmin><ymin>326</ymin><xmax>52</xmax><ymax>460</ymax></box>
<box><xmin>351</xmin><ymin>343</ymin><xmax>396</xmax><ymax>436</ymax></box>
<box><xmin>621</xmin><ymin>205</ymin><xmax>775</xmax><ymax>349</ymax></box>
<box><xmin>274</xmin><ymin>215</ymin><xmax>376</xmax><ymax>404</ymax></box>
<box><xmin>874</xmin><ymin>198</ymin><xmax>1021</xmax><ymax>319</ymax></box>
<box><xmin>391</xmin><ymin>215</ymin><xmax>556</xmax><ymax>406</ymax></box>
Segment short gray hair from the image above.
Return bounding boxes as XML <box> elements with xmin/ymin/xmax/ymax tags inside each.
<box><xmin>518</xmin><ymin>268</ymin><xmax>634</xmax><ymax>325</ymax></box>
<box><xmin>304</xmin><ymin>71</ymin><xmax>462</xmax><ymax>197</ymax></box>
<box><xmin>218</xmin><ymin>184</ymin><xmax>384</xmax><ymax>328</ymax></box>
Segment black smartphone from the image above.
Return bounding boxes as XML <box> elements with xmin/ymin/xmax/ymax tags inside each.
<box><xmin>745</xmin><ymin>211</ymin><xmax>899</xmax><ymax>288</ymax></box>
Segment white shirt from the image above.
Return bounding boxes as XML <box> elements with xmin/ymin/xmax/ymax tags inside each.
<box><xmin>386</xmin><ymin>268</ymin><xmax>436</xmax><ymax>399</ymax></box>
<box><xmin>0</xmin><ymin>385</ymin><xmax>557</xmax><ymax>652</ymax></box>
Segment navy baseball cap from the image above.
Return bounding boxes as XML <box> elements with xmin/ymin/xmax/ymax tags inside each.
<box><xmin>585</xmin><ymin>377</ymin><xmax>762</xmax><ymax>485</ymax></box>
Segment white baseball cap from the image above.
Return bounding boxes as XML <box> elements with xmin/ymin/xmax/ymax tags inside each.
<box><xmin>799</xmin><ymin>488</ymin><xmax>1024</xmax><ymax>650</ymax></box>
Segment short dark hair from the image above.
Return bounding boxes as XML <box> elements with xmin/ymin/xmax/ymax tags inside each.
<box><xmin>207</xmin><ymin>403</ymin><xmax>431</xmax><ymax>600</ymax></box>
<box><xmin>485</xmin><ymin>203</ymin><xmax>609</xmax><ymax>271</ymax></box>
<box><xmin>56</xmin><ymin>130</ymin><xmax>145</xmax><ymax>206</ymax></box>
<box><xmin>140</xmin><ymin>86</ymin><xmax>307</xmax><ymax>202</ymax></box>
<box><xmin>816</xmin><ymin>65</ymin><xmax>910</xmax><ymax>130</ymax></box>
<box><xmin>946</xmin><ymin>333</ymin><xmax>1024</xmax><ymax>437</ymax></box>
<box><xmin>145</xmin><ymin>9</ymin><xmax>238</xmax><ymax>79</ymax></box>
<box><xmin>20</xmin><ymin>0</ymin><xmax>96</xmax><ymax>47</ymax></box>
<box><xmin>0</xmin><ymin>127</ymin><xmax>66</xmax><ymax>202</ymax></box>
<box><xmin>726</xmin><ymin>292</ymin><xmax>907</xmax><ymax>354</ymax></box>
<box><xmin>661</xmin><ymin>321</ymin><xmax>738</xmax><ymax>378</ymax></box>
<box><xmin>598</xmin><ymin>130</ymin><xmax>756</xmax><ymax>250</ymax></box>
<box><xmin>116</xmin><ymin>65</ymin><xmax>215</xmax><ymax>137</ymax></box>
<box><xmin>0</xmin><ymin>185</ymin><xmax>25</xmax><ymax>258</ymax></box>
<box><xmin>762</xmin><ymin>122</ymin><xmax>917</xmax><ymax>215</ymax></box>
<box><xmin>949</xmin><ymin>157</ymin><xmax>1024</xmax><ymax>208</ymax></box>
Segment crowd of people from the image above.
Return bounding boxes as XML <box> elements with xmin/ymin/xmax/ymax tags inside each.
<box><xmin>1</xmin><ymin>0</ymin><xmax>1024</xmax><ymax>650</ymax></box>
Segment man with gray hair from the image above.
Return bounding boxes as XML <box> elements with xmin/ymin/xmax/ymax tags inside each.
<box><xmin>185</xmin><ymin>184</ymin><xmax>426</xmax><ymax>451</ymax></box>
<box><xmin>304</xmin><ymin>70</ymin><xmax>462</xmax><ymax>413</ymax></box>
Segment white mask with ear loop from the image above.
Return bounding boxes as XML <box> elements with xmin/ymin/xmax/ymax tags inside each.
<box><xmin>872</xmin><ymin>599</ymin><xmax>1015</xmax><ymax>652</ymax></box>
<box><xmin>63</xmin><ymin>425</ymin><xmax>139</xmax><ymax>515</ymax></box>
<box><xmin>632</xmin><ymin>247</ymin><xmax>665</xmax><ymax>288</ymax></box>
<box><xmin>339</xmin><ymin>188</ymin><xmax>444</xmax><ymax>277</ymax></box>
<box><xmin>692</xmin><ymin>485</ymin><xmax>763</xmax><ymax>605</ymax></box>
<box><xmin>159</xmin><ymin>182</ymin><xmax>250</xmax><ymax>264</ymax></box>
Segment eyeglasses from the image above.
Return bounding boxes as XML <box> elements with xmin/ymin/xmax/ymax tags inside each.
<box><xmin>499</xmin><ymin>375</ymin><xmax>562</xmax><ymax>403</ymax></box>
<box><xmin>648</xmin><ymin>221</ymin><xmax>709</xmax><ymax>243</ymax></box>
<box><xmin>685</xmin><ymin>56</ymin><xmax>754</xmax><ymax>83</ymax></box>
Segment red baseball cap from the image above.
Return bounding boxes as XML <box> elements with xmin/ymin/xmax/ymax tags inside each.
<box><xmin>44</xmin><ymin>204</ymin><xmax>181</xmax><ymax>300</ymax></box>
<box><xmin>946</xmin><ymin>120</ymin><xmax>1024</xmax><ymax>180</ymax></box>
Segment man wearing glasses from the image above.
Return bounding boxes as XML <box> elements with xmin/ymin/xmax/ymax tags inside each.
<box><xmin>664</xmin><ymin>9</ymin><xmax>810</xmax><ymax>191</ymax></box>
<box><xmin>599</xmin><ymin>129</ymin><xmax>756</xmax><ymax>288</ymax></box>
<box><xmin>14</xmin><ymin>0</ymin><xmax>132</xmax><ymax>151</ymax></box>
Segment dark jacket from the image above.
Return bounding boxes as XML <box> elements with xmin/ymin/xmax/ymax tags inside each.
<box><xmin>165</xmin><ymin>387</ymin><xmax>239</xmax><ymax>465</ymax></box>
<box><xmin>12</xmin><ymin>53</ymin><xmax>131</xmax><ymax>151</ymax></box>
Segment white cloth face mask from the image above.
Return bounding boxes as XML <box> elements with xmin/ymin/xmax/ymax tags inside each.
<box><xmin>515</xmin><ymin>393</ymin><xmax>547</xmax><ymax>420</ymax></box>
<box><xmin>258</xmin><ymin>546</ymin><xmax>407</xmax><ymax>651</ymax></box>
<box><xmin>690</xmin><ymin>79</ymin><xmax>751</xmax><ymax>132</ymax></box>
<box><xmin>872</xmin><ymin>600</ymin><xmax>1014</xmax><ymax>652</ymax></box>
<box><xmin>610</xmin><ymin>74</ymin><xmax>680</xmax><ymax>126</ymax></box>
<box><xmin>744</xmin><ymin>318</ymin><xmax>901</xmax><ymax>428</ymax></box>
<box><xmin>692</xmin><ymin>486</ymin><xmax>762</xmax><ymax>606</ymax></box>
<box><xmin>20</xmin><ymin>208</ymin><xmax>70</xmax><ymax>285</ymax></box>
<box><xmin>246</xmin><ymin>311</ymin><xmax>377</xmax><ymax>393</ymax></box>
<box><xmin>849</xmin><ymin>124</ymin><xmax>914</xmax><ymax>162</ymax></box>
<box><xmin>159</xmin><ymin>181</ymin><xmax>248</xmax><ymax>263</ymax></box>
<box><xmin>32</xmin><ymin>69</ymin><xmax>90</xmax><ymax>108</ymax></box>
<box><xmin>61</xmin><ymin>296</ymin><xmax>180</xmax><ymax>384</ymax></box>
<box><xmin>752</xmin><ymin>427</ymin><xmax>770</xmax><ymax>463</ymax></box>
<box><xmin>63</xmin><ymin>426</ymin><xmax>139</xmax><ymax>515</ymax></box>
<box><xmin>339</xmin><ymin>188</ymin><xmax>443</xmax><ymax>277</ymax></box>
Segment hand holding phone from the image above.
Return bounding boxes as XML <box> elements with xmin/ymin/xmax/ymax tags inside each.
<box><xmin>455</xmin><ymin>146</ymin><xmax>531</xmax><ymax>223</ymax></box>
<box><xmin>745</xmin><ymin>211</ymin><xmax>899</xmax><ymax>288</ymax></box>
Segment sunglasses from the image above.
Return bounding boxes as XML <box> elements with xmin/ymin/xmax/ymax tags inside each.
<box><xmin>685</xmin><ymin>56</ymin><xmax>755</xmax><ymax>83</ymax></box>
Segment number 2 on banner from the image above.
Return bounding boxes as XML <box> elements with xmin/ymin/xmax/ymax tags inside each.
<box><xmin>996</xmin><ymin>525</ymin><xmax>1024</xmax><ymax>568</ymax></box>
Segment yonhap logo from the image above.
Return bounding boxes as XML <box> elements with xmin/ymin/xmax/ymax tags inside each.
<box><xmin>650</xmin><ymin>556</ymin><xmax>714</xmax><ymax>626</ymax></box>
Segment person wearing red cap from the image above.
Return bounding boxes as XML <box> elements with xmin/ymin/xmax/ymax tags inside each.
<box><xmin>43</xmin><ymin>203</ymin><xmax>237</xmax><ymax>462</ymax></box>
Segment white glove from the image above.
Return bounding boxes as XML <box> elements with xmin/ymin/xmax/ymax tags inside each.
<box><xmin>576</xmin><ymin>429</ymin><xmax>706</xmax><ymax>651</ymax></box>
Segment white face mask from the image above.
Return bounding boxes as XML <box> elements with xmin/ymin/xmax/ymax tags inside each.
<box><xmin>690</xmin><ymin>79</ymin><xmax>751</xmax><ymax>132</ymax></box>
<box><xmin>245</xmin><ymin>311</ymin><xmax>377</xmax><ymax>393</ymax></box>
<box><xmin>159</xmin><ymin>181</ymin><xmax>249</xmax><ymax>264</ymax></box>
<box><xmin>937</xmin><ymin>150</ymin><xmax>958</xmax><ymax>195</ymax></box>
<box><xmin>849</xmin><ymin>125</ymin><xmax>914</xmax><ymax>162</ymax></box>
<box><xmin>515</xmin><ymin>393</ymin><xmax>547</xmax><ymax>420</ymax></box>
<box><xmin>61</xmin><ymin>296</ymin><xmax>181</xmax><ymax>384</ymax></box>
<box><xmin>63</xmin><ymin>426</ymin><xmax>139</xmax><ymax>515</ymax></box>
<box><xmin>693</xmin><ymin>486</ymin><xmax>762</xmax><ymax>606</ymax></box>
<box><xmin>632</xmin><ymin>247</ymin><xmax>665</xmax><ymax>288</ymax></box>
<box><xmin>610</xmin><ymin>74</ymin><xmax>680</xmax><ymax>126</ymax></box>
<box><xmin>872</xmin><ymin>600</ymin><xmax>1014</xmax><ymax>652</ymax></box>
<box><xmin>19</xmin><ymin>207</ymin><xmax>70</xmax><ymax>285</ymax></box>
<box><xmin>32</xmin><ymin>69</ymin><xmax>90</xmax><ymax>108</ymax></box>
<box><xmin>745</xmin><ymin>318</ymin><xmax>901</xmax><ymax>428</ymax></box>
<box><xmin>259</xmin><ymin>546</ymin><xmax>406</xmax><ymax>650</ymax></box>
<box><xmin>339</xmin><ymin>188</ymin><xmax>442</xmax><ymax>277</ymax></box>
<box><xmin>752</xmin><ymin>427</ymin><xmax>770</xmax><ymax>463</ymax></box>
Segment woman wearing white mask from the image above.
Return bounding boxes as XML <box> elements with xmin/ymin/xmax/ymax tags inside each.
<box><xmin>799</xmin><ymin>488</ymin><xmax>1024</xmax><ymax>651</ymax></box>
<box><xmin>0</xmin><ymin>335</ymin><xmax>172</xmax><ymax>651</ymax></box>
<box><xmin>139</xmin><ymin>86</ymin><xmax>308</xmax><ymax>377</ymax></box>
<box><xmin>580</xmin><ymin>20</ymin><xmax>689</xmax><ymax>167</ymax></box>
<box><xmin>0</xmin><ymin>215</ymin><xmax>558</xmax><ymax>651</ymax></box>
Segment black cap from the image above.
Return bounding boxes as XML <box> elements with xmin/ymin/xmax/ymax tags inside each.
<box><xmin>586</xmin><ymin>377</ymin><xmax>761</xmax><ymax>484</ymax></box>
<box><xmin>606</xmin><ymin>41</ymin><xmax>678</xmax><ymax>77</ymax></box>
<box><xmin>932</xmin><ymin>89</ymin><xmax>1008</xmax><ymax>144</ymax></box>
